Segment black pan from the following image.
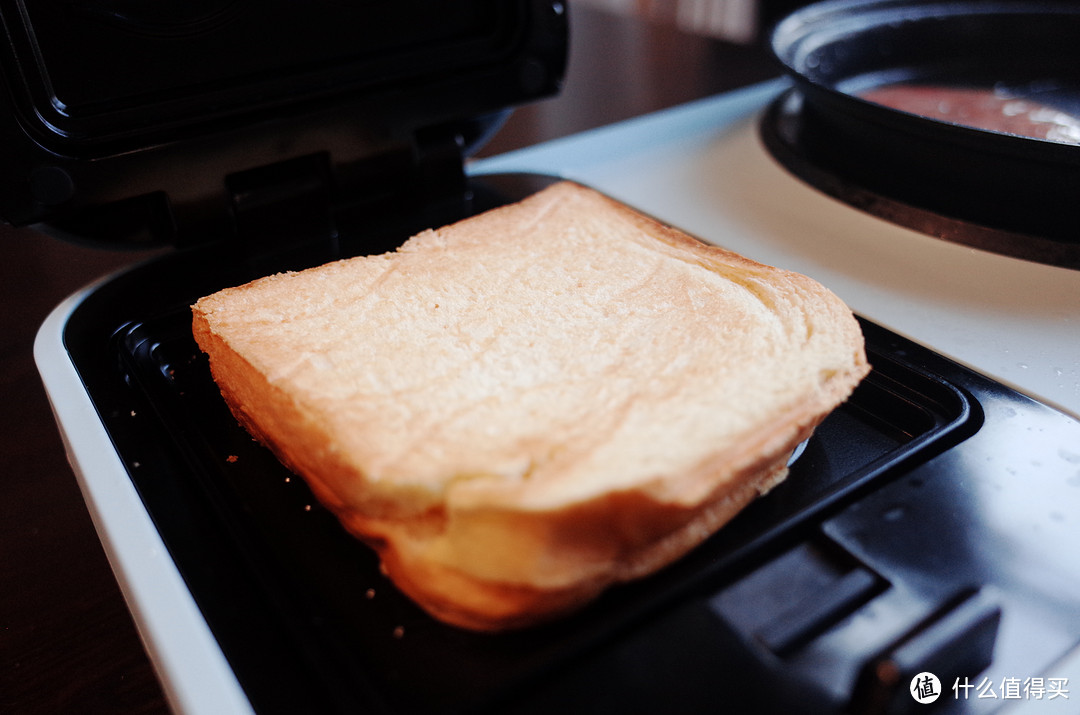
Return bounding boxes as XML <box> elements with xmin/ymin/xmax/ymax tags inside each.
<box><xmin>766</xmin><ymin>0</ymin><xmax>1080</xmax><ymax>268</ymax></box>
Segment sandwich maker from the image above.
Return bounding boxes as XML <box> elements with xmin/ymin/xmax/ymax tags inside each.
<box><xmin>17</xmin><ymin>1</ymin><xmax>1080</xmax><ymax>713</ymax></box>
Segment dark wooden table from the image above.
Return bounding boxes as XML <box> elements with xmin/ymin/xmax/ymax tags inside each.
<box><xmin>0</xmin><ymin>6</ymin><xmax>778</xmax><ymax>712</ymax></box>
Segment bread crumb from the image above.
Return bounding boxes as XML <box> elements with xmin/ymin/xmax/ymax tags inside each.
<box><xmin>226</xmin><ymin>455</ymin><xmax>238</xmax><ymax>463</ymax></box>
<box><xmin>304</xmin><ymin>504</ymin><xmax>312</xmax><ymax>512</ymax></box>
<box><xmin>392</xmin><ymin>626</ymin><xmax>405</xmax><ymax>639</ymax></box>
<box><xmin>365</xmin><ymin>588</ymin><xmax>376</xmax><ymax>600</ymax></box>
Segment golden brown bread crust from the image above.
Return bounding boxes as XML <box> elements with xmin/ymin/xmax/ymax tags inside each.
<box><xmin>192</xmin><ymin>181</ymin><xmax>870</xmax><ymax>631</ymax></box>
<box><xmin>356</xmin><ymin>451</ymin><xmax>796</xmax><ymax>631</ymax></box>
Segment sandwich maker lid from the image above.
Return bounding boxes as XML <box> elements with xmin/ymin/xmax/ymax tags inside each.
<box><xmin>0</xmin><ymin>0</ymin><xmax>568</xmax><ymax>254</ymax></box>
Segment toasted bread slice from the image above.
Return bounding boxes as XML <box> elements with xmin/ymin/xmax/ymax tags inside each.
<box><xmin>192</xmin><ymin>181</ymin><xmax>869</xmax><ymax>631</ymax></box>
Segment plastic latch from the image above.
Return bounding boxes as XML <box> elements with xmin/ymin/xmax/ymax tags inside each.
<box><xmin>850</xmin><ymin>588</ymin><xmax>1001</xmax><ymax>715</ymax></box>
<box><xmin>710</xmin><ymin>539</ymin><xmax>883</xmax><ymax>659</ymax></box>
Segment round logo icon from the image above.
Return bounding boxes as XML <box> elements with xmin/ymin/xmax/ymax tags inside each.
<box><xmin>911</xmin><ymin>671</ymin><xmax>942</xmax><ymax>704</ymax></box>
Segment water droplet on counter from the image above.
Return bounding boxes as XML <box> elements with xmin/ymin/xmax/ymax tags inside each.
<box><xmin>883</xmin><ymin>506</ymin><xmax>906</xmax><ymax>522</ymax></box>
